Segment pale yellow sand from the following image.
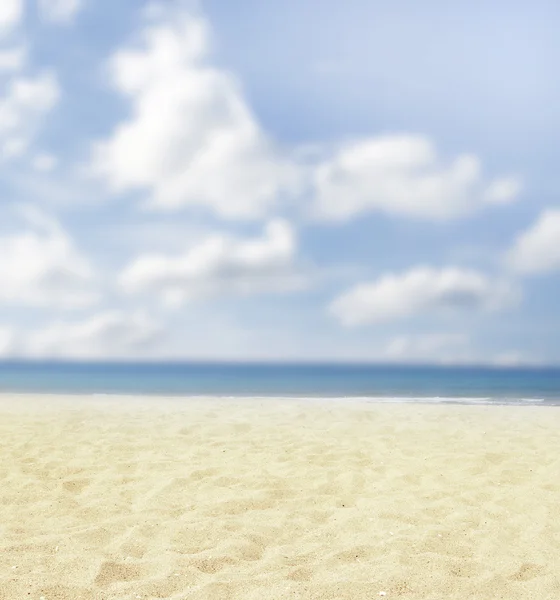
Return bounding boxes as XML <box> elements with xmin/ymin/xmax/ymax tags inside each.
<box><xmin>1</xmin><ymin>395</ymin><xmax>560</xmax><ymax>600</ymax></box>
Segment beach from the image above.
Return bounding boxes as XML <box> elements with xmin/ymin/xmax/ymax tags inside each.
<box><xmin>1</xmin><ymin>395</ymin><xmax>559</xmax><ymax>599</ymax></box>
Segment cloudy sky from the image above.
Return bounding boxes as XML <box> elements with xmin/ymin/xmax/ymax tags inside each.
<box><xmin>0</xmin><ymin>0</ymin><xmax>559</xmax><ymax>363</ymax></box>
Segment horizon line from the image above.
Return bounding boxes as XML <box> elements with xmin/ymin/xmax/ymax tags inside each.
<box><xmin>0</xmin><ymin>358</ymin><xmax>557</xmax><ymax>370</ymax></box>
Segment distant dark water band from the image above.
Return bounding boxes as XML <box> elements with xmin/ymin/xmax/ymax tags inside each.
<box><xmin>0</xmin><ymin>362</ymin><xmax>559</xmax><ymax>404</ymax></box>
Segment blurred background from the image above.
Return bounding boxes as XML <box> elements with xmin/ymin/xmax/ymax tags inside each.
<box><xmin>0</xmin><ymin>0</ymin><xmax>559</xmax><ymax>365</ymax></box>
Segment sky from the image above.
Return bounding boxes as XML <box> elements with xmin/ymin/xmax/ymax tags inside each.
<box><xmin>0</xmin><ymin>0</ymin><xmax>559</xmax><ymax>364</ymax></box>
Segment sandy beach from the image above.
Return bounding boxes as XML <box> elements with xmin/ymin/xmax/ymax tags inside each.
<box><xmin>1</xmin><ymin>394</ymin><xmax>559</xmax><ymax>599</ymax></box>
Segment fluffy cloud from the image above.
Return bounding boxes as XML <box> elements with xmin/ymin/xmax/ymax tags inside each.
<box><xmin>0</xmin><ymin>0</ymin><xmax>22</xmax><ymax>36</ymax></box>
<box><xmin>0</xmin><ymin>206</ymin><xmax>98</xmax><ymax>308</ymax></box>
<box><xmin>0</xmin><ymin>0</ymin><xmax>25</xmax><ymax>84</ymax></box>
<box><xmin>38</xmin><ymin>0</ymin><xmax>83</xmax><ymax>23</ymax></box>
<box><xmin>32</xmin><ymin>152</ymin><xmax>58</xmax><ymax>172</ymax></box>
<box><xmin>491</xmin><ymin>351</ymin><xmax>529</xmax><ymax>367</ymax></box>
<box><xmin>23</xmin><ymin>310</ymin><xmax>163</xmax><ymax>359</ymax></box>
<box><xmin>0</xmin><ymin>327</ymin><xmax>16</xmax><ymax>356</ymax></box>
<box><xmin>384</xmin><ymin>333</ymin><xmax>469</xmax><ymax>362</ymax></box>
<box><xmin>0</xmin><ymin>1</ymin><xmax>61</xmax><ymax>161</ymax></box>
<box><xmin>0</xmin><ymin>71</ymin><xmax>60</xmax><ymax>159</ymax></box>
<box><xmin>91</xmin><ymin>9</ymin><xmax>299</xmax><ymax>219</ymax></box>
<box><xmin>312</xmin><ymin>135</ymin><xmax>522</xmax><ymax>221</ymax></box>
<box><xmin>507</xmin><ymin>209</ymin><xmax>560</xmax><ymax>274</ymax></box>
<box><xmin>329</xmin><ymin>266</ymin><xmax>517</xmax><ymax>326</ymax></box>
<box><xmin>0</xmin><ymin>46</ymin><xmax>25</xmax><ymax>71</ymax></box>
<box><xmin>120</xmin><ymin>219</ymin><xmax>305</xmax><ymax>306</ymax></box>
<box><xmin>90</xmin><ymin>8</ymin><xmax>523</xmax><ymax>225</ymax></box>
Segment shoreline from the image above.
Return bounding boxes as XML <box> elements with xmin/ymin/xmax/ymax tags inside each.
<box><xmin>0</xmin><ymin>391</ymin><xmax>556</xmax><ymax>407</ymax></box>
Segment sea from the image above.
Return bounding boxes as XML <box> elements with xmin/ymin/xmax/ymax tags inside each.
<box><xmin>0</xmin><ymin>362</ymin><xmax>559</xmax><ymax>406</ymax></box>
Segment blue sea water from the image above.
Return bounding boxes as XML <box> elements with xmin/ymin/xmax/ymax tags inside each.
<box><xmin>0</xmin><ymin>362</ymin><xmax>559</xmax><ymax>405</ymax></box>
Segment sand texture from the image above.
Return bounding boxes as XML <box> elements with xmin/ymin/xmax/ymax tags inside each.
<box><xmin>1</xmin><ymin>395</ymin><xmax>560</xmax><ymax>599</ymax></box>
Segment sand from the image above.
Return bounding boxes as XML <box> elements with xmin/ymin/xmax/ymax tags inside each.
<box><xmin>0</xmin><ymin>394</ymin><xmax>559</xmax><ymax>600</ymax></box>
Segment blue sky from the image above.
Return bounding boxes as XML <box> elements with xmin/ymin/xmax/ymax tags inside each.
<box><xmin>0</xmin><ymin>0</ymin><xmax>559</xmax><ymax>363</ymax></box>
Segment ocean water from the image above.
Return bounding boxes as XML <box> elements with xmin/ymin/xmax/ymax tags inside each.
<box><xmin>0</xmin><ymin>362</ymin><xmax>559</xmax><ymax>405</ymax></box>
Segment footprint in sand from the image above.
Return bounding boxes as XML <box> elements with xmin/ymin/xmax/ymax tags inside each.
<box><xmin>62</xmin><ymin>478</ymin><xmax>90</xmax><ymax>493</ymax></box>
<box><xmin>94</xmin><ymin>561</ymin><xmax>146</xmax><ymax>587</ymax></box>
<box><xmin>509</xmin><ymin>562</ymin><xmax>546</xmax><ymax>581</ymax></box>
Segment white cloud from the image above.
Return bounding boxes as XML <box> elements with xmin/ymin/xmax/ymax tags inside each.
<box><xmin>483</xmin><ymin>177</ymin><xmax>523</xmax><ymax>205</ymax></box>
<box><xmin>91</xmin><ymin>9</ymin><xmax>299</xmax><ymax>219</ymax></box>
<box><xmin>329</xmin><ymin>266</ymin><xmax>517</xmax><ymax>326</ymax></box>
<box><xmin>89</xmin><ymin>9</ymin><xmax>522</xmax><ymax>225</ymax></box>
<box><xmin>507</xmin><ymin>209</ymin><xmax>560</xmax><ymax>274</ymax></box>
<box><xmin>38</xmin><ymin>0</ymin><xmax>83</xmax><ymax>23</ymax></box>
<box><xmin>0</xmin><ymin>0</ymin><xmax>22</xmax><ymax>36</ymax></box>
<box><xmin>0</xmin><ymin>327</ymin><xmax>17</xmax><ymax>356</ymax></box>
<box><xmin>312</xmin><ymin>135</ymin><xmax>522</xmax><ymax>221</ymax></box>
<box><xmin>120</xmin><ymin>219</ymin><xmax>306</xmax><ymax>306</ymax></box>
<box><xmin>491</xmin><ymin>351</ymin><xmax>528</xmax><ymax>367</ymax></box>
<box><xmin>0</xmin><ymin>46</ymin><xmax>26</xmax><ymax>71</ymax></box>
<box><xmin>0</xmin><ymin>71</ymin><xmax>60</xmax><ymax>159</ymax></box>
<box><xmin>24</xmin><ymin>310</ymin><xmax>163</xmax><ymax>359</ymax></box>
<box><xmin>32</xmin><ymin>152</ymin><xmax>58</xmax><ymax>172</ymax></box>
<box><xmin>2</xmin><ymin>135</ymin><xmax>26</xmax><ymax>157</ymax></box>
<box><xmin>0</xmin><ymin>206</ymin><xmax>98</xmax><ymax>308</ymax></box>
<box><xmin>384</xmin><ymin>333</ymin><xmax>469</xmax><ymax>362</ymax></box>
<box><xmin>383</xmin><ymin>339</ymin><xmax>533</xmax><ymax>366</ymax></box>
